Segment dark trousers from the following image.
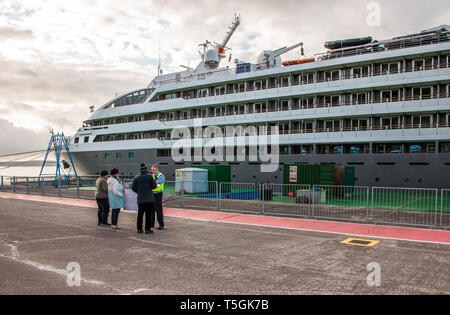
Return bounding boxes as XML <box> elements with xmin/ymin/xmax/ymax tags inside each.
<box><xmin>137</xmin><ymin>202</ymin><xmax>155</xmax><ymax>231</ymax></box>
<box><xmin>151</xmin><ymin>193</ymin><xmax>164</xmax><ymax>228</ymax></box>
<box><xmin>111</xmin><ymin>209</ymin><xmax>120</xmax><ymax>226</ymax></box>
<box><xmin>96</xmin><ymin>198</ymin><xmax>110</xmax><ymax>225</ymax></box>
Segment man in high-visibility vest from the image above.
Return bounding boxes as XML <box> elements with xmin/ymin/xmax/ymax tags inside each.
<box><xmin>151</xmin><ymin>164</ymin><xmax>165</xmax><ymax>230</ymax></box>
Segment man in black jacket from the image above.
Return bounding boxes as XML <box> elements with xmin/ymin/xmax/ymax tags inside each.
<box><xmin>132</xmin><ymin>163</ymin><xmax>157</xmax><ymax>234</ymax></box>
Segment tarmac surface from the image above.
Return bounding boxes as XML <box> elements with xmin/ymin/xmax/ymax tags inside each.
<box><xmin>0</xmin><ymin>196</ymin><xmax>449</xmax><ymax>295</ymax></box>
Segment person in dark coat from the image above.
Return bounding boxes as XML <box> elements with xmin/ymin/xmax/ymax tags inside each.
<box><xmin>95</xmin><ymin>170</ymin><xmax>110</xmax><ymax>226</ymax></box>
<box><xmin>131</xmin><ymin>163</ymin><xmax>157</xmax><ymax>234</ymax></box>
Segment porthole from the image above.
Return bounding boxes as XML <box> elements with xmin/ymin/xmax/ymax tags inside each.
<box><xmin>417</xmin><ymin>178</ymin><xmax>423</xmax><ymax>184</ymax></box>
<box><xmin>375</xmin><ymin>177</ymin><xmax>380</xmax><ymax>183</ymax></box>
<box><xmin>404</xmin><ymin>178</ymin><xmax>410</xmax><ymax>183</ymax></box>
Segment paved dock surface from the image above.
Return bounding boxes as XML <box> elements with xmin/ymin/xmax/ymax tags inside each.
<box><xmin>0</xmin><ymin>197</ymin><xmax>449</xmax><ymax>295</ymax></box>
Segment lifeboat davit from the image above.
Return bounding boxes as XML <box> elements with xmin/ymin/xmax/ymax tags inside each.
<box><xmin>282</xmin><ymin>58</ymin><xmax>315</xmax><ymax>66</ymax></box>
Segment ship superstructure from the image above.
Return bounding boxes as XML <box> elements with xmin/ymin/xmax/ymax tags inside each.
<box><xmin>68</xmin><ymin>18</ymin><xmax>450</xmax><ymax>188</ymax></box>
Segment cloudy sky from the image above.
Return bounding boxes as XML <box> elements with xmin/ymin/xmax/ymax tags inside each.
<box><xmin>0</xmin><ymin>0</ymin><xmax>449</xmax><ymax>154</ymax></box>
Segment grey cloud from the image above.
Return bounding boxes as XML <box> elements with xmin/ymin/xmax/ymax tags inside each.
<box><xmin>0</xmin><ymin>119</ymin><xmax>50</xmax><ymax>155</ymax></box>
<box><xmin>0</xmin><ymin>53</ymin><xmax>153</xmax><ymax>147</ymax></box>
<box><xmin>158</xmin><ymin>19</ymin><xmax>170</xmax><ymax>27</ymax></box>
<box><xmin>0</xmin><ymin>27</ymin><xmax>33</xmax><ymax>40</ymax></box>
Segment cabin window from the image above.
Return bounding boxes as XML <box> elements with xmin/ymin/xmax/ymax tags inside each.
<box><xmin>376</xmin><ymin>144</ymin><xmax>386</xmax><ymax>153</ymax></box>
<box><xmin>331</xmin><ymin>70</ymin><xmax>340</xmax><ymax>81</ymax></box>
<box><xmin>105</xmin><ymin>153</ymin><xmax>111</xmax><ymax>160</ymax></box>
<box><xmin>74</xmin><ymin>137</ymin><xmax>79</xmax><ymax>144</ymax></box>
<box><xmin>165</xmin><ymin>93</ymin><xmax>176</xmax><ymax>100</ymax></box>
<box><xmin>413</xmin><ymin>59</ymin><xmax>424</xmax><ymax>71</ymax></box>
<box><xmin>381</xmin><ymin>116</ymin><xmax>400</xmax><ymax>129</ymax></box>
<box><xmin>353</xmin><ymin>93</ymin><xmax>368</xmax><ymax>105</ymax></box>
<box><xmin>116</xmin><ymin>153</ymin><xmax>121</xmax><ymax>159</ymax></box>
<box><xmin>381</xmin><ymin>89</ymin><xmax>400</xmax><ymax>102</ymax></box>
<box><xmin>83</xmin><ymin>136</ymin><xmax>89</xmax><ymax>143</ymax></box>
<box><xmin>215</xmin><ymin>86</ymin><xmax>225</xmax><ymax>95</ymax></box>
<box><xmin>325</xmin><ymin>120</ymin><xmax>340</xmax><ymax>132</ymax></box>
<box><xmin>412</xmin><ymin>115</ymin><xmax>433</xmax><ymax>128</ymax></box>
<box><xmin>390</xmin><ymin>144</ymin><xmax>402</xmax><ymax>153</ymax></box>
<box><xmin>197</xmin><ymin>88</ymin><xmax>208</xmax><ymax>98</ymax></box>
<box><xmin>413</xmin><ymin>86</ymin><xmax>434</xmax><ymax>100</ymax></box>
<box><xmin>280</xmin><ymin>77</ymin><xmax>289</xmax><ymax>87</ymax></box>
<box><xmin>301</xmin><ymin>73</ymin><xmax>314</xmax><ymax>84</ymax></box>
<box><xmin>303</xmin><ymin>122</ymin><xmax>313</xmax><ymax>133</ymax></box>
<box><xmin>389</xmin><ymin>62</ymin><xmax>400</xmax><ymax>74</ymax></box>
<box><xmin>128</xmin><ymin>152</ymin><xmax>135</xmax><ymax>159</ymax></box>
<box><xmin>280</xmin><ymin>100</ymin><xmax>289</xmax><ymax>110</ymax></box>
<box><xmin>301</xmin><ymin>97</ymin><xmax>314</xmax><ymax>108</ymax></box>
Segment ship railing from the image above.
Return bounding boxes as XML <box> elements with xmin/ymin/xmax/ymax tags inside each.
<box><xmin>315</xmin><ymin>31</ymin><xmax>450</xmax><ymax>60</ymax></box>
<box><xmin>155</xmin><ymin>93</ymin><xmax>449</xmax><ymax>124</ymax></box>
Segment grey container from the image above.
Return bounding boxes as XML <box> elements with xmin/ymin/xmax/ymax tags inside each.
<box><xmin>175</xmin><ymin>168</ymin><xmax>208</xmax><ymax>194</ymax></box>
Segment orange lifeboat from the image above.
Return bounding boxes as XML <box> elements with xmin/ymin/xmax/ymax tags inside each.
<box><xmin>282</xmin><ymin>58</ymin><xmax>315</xmax><ymax>66</ymax></box>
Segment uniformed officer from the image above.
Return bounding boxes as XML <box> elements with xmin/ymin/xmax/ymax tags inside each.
<box><xmin>151</xmin><ymin>164</ymin><xmax>165</xmax><ymax>230</ymax></box>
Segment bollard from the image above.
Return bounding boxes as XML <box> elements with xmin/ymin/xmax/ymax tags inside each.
<box><xmin>219</xmin><ymin>182</ymin><xmax>222</xmax><ymax>211</ymax></box>
<box><xmin>58</xmin><ymin>176</ymin><xmax>62</xmax><ymax>197</ymax></box>
<box><xmin>260</xmin><ymin>184</ymin><xmax>265</xmax><ymax>215</ymax></box>
<box><xmin>180</xmin><ymin>181</ymin><xmax>185</xmax><ymax>207</ymax></box>
<box><xmin>366</xmin><ymin>187</ymin><xmax>370</xmax><ymax>223</ymax></box>
<box><xmin>370</xmin><ymin>187</ymin><xmax>375</xmax><ymax>222</ymax></box>
<box><xmin>76</xmin><ymin>177</ymin><xmax>80</xmax><ymax>199</ymax></box>
<box><xmin>41</xmin><ymin>177</ymin><xmax>46</xmax><ymax>196</ymax></box>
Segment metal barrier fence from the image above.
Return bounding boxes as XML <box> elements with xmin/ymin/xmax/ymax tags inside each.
<box><xmin>219</xmin><ymin>182</ymin><xmax>261</xmax><ymax>214</ymax></box>
<box><xmin>177</xmin><ymin>180</ymin><xmax>219</xmax><ymax>211</ymax></box>
<box><xmin>371</xmin><ymin>187</ymin><xmax>438</xmax><ymax>228</ymax></box>
<box><xmin>311</xmin><ymin>185</ymin><xmax>370</xmax><ymax>223</ymax></box>
<box><xmin>441</xmin><ymin>189</ymin><xmax>450</xmax><ymax>229</ymax></box>
<box><xmin>2</xmin><ymin>175</ymin><xmax>450</xmax><ymax>229</ymax></box>
<box><xmin>262</xmin><ymin>184</ymin><xmax>311</xmax><ymax>218</ymax></box>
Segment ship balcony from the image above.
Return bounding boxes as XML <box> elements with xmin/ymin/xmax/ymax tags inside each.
<box><xmin>160</xmin><ymin>97</ymin><xmax>450</xmax><ymax>129</ymax></box>
<box><xmin>278</xmin><ymin>126</ymin><xmax>450</xmax><ymax>145</ymax></box>
<box><xmin>150</xmin><ymin>66</ymin><xmax>450</xmax><ymax>114</ymax></box>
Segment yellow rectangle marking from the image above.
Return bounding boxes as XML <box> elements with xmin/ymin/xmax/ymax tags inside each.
<box><xmin>340</xmin><ymin>238</ymin><xmax>380</xmax><ymax>247</ymax></box>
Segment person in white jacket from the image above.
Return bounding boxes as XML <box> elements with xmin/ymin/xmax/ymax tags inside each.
<box><xmin>107</xmin><ymin>168</ymin><xmax>124</xmax><ymax>229</ymax></box>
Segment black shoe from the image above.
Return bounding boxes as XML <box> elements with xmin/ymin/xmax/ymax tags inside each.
<box><xmin>157</xmin><ymin>227</ymin><xmax>165</xmax><ymax>230</ymax></box>
<box><xmin>145</xmin><ymin>230</ymin><xmax>154</xmax><ymax>234</ymax></box>
<box><xmin>137</xmin><ymin>230</ymin><xmax>143</xmax><ymax>234</ymax></box>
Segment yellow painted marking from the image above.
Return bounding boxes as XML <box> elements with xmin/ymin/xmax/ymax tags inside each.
<box><xmin>340</xmin><ymin>238</ymin><xmax>380</xmax><ymax>247</ymax></box>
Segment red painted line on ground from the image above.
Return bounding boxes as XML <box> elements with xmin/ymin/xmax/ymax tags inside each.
<box><xmin>1</xmin><ymin>192</ymin><xmax>449</xmax><ymax>244</ymax></box>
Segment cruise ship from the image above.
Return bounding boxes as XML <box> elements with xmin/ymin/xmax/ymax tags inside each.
<box><xmin>68</xmin><ymin>16</ymin><xmax>450</xmax><ymax>188</ymax></box>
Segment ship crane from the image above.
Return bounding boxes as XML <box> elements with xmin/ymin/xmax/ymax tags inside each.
<box><xmin>257</xmin><ymin>42</ymin><xmax>303</xmax><ymax>69</ymax></box>
<box><xmin>197</xmin><ymin>15</ymin><xmax>241</xmax><ymax>70</ymax></box>
<box><xmin>215</xmin><ymin>14</ymin><xmax>241</xmax><ymax>62</ymax></box>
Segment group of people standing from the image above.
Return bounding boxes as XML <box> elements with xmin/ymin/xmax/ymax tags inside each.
<box><xmin>95</xmin><ymin>163</ymin><xmax>165</xmax><ymax>234</ymax></box>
